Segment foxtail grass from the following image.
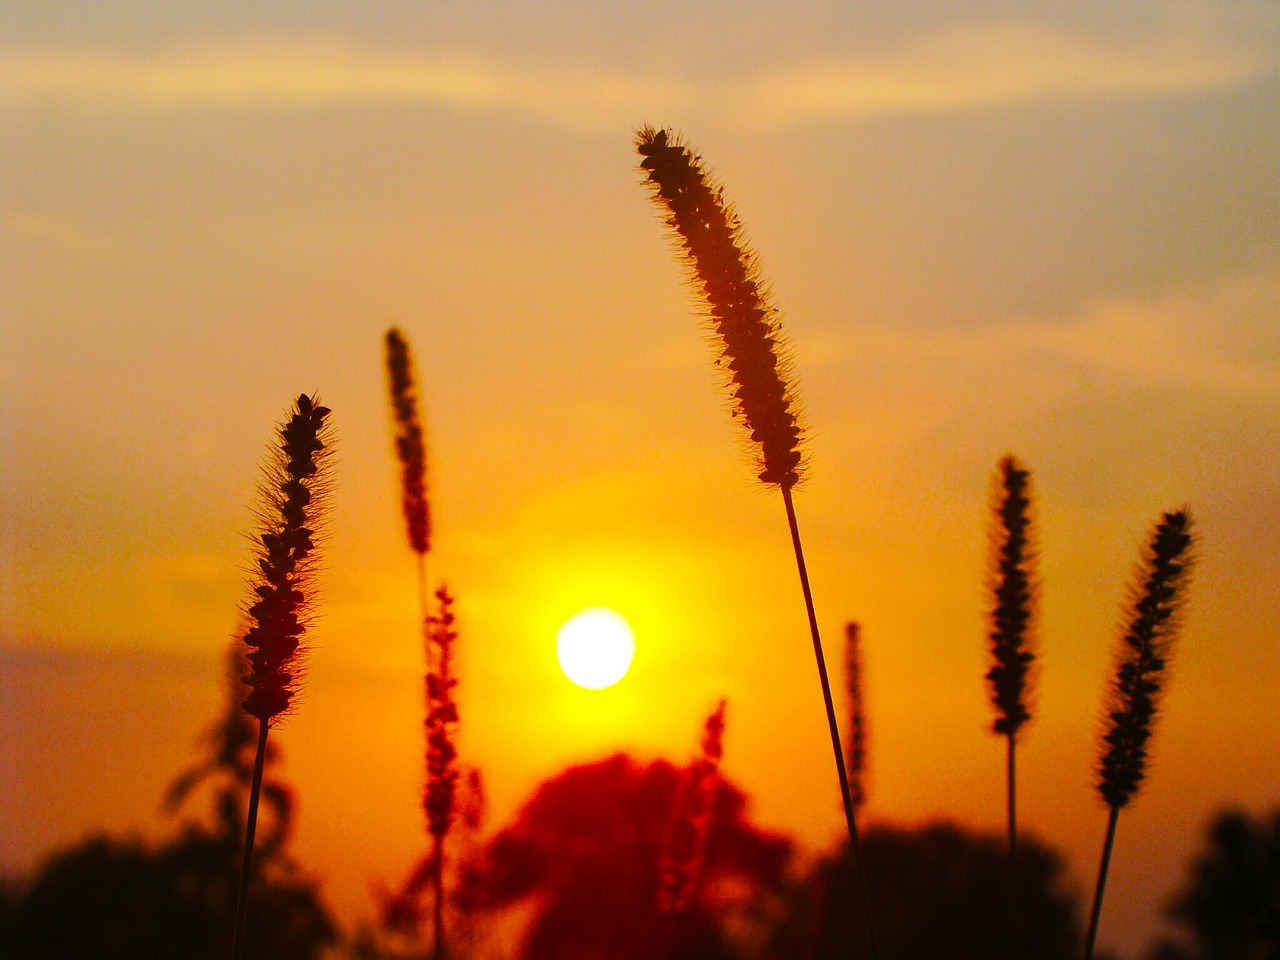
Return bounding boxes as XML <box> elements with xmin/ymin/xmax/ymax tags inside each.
<box><xmin>659</xmin><ymin>699</ymin><xmax>727</xmax><ymax>912</ymax></box>
<box><xmin>424</xmin><ymin>585</ymin><xmax>461</xmax><ymax>960</ymax></box>
<box><xmin>637</xmin><ymin>125</ymin><xmax>879</xmax><ymax>959</ymax></box>
<box><xmin>844</xmin><ymin>622</ymin><xmax>867</xmax><ymax>811</ymax></box>
<box><xmin>231</xmin><ymin>393</ymin><xmax>332</xmax><ymax>960</ymax></box>
<box><xmin>985</xmin><ymin>455</ymin><xmax>1038</xmax><ymax>959</ymax></box>
<box><xmin>1083</xmin><ymin>509</ymin><xmax>1195</xmax><ymax>960</ymax></box>
<box><xmin>385</xmin><ymin>327</ymin><xmax>432</xmax><ymax>613</ymax></box>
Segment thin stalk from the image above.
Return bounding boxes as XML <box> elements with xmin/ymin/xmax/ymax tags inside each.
<box><xmin>432</xmin><ymin>834</ymin><xmax>445</xmax><ymax>960</ymax></box>
<box><xmin>782</xmin><ymin>486</ymin><xmax>880</xmax><ymax>960</ymax></box>
<box><xmin>416</xmin><ymin>554</ymin><xmax>442</xmax><ymax>957</ymax></box>
<box><xmin>230</xmin><ymin>719</ymin><xmax>270</xmax><ymax>960</ymax></box>
<box><xmin>1007</xmin><ymin>733</ymin><xmax>1018</xmax><ymax>861</ymax></box>
<box><xmin>417</xmin><ymin>554</ymin><xmax>430</xmax><ymax>630</ymax></box>
<box><xmin>1006</xmin><ymin>733</ymin><xmax>1018</xmax><ymax>960</ymax></box>
<box><xmin>1084</xmin><ymin>805</ymin><xmax>1121</xmax><ymax>960</ymax></box>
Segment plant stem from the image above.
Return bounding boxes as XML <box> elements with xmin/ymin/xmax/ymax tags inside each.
<box><xmin>230</xmin><ymin>718</ymin><xmax>269</xmax><ymax>960</ymax></box>
<box><xmin>781</xmin><ymin>486</ymin><xmax>880</xmax><ymax>960</ymax></box>
<box><xmin>1084</xmin><ymin>805</ymin><xmax>1121</xmax><ymax>960</ymax></box>
<box><xmin>416</xmin><ymin>553</ymin><xmax>430</xmax><ymax>631</ymax></box>
<box><xmin>432</xmin><ymin>833</ymin><xmax>446</xmax><ymax>960</ymax></box>
<box><xmin>1006</xmin><ymin>732</ymin><xmax>1018</xmax><ymax>960</ymax></box>
<box><xmin>1007</xmin><ymin>733</ymin><xmax>1017</xmax><ymax>861</ymax></box>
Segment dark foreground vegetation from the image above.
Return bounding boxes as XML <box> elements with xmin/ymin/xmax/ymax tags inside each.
<box><xmin>1</xmin><ymin>672</ymin><xmax>1277</xmax><ymax>960</ymax></box>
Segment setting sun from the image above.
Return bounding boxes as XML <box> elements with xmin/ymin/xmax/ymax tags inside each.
<box><xmin>555</xmin><ymin>608</ymin><xmax>636</xmax><ymax>689</ymax></box>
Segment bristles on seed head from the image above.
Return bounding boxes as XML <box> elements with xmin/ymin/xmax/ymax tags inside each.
<box><xmin>1097</xmin><ymin>509</ymin><xmax>1195</xmax><ymax>809</ymax></box>
<box><xmin>240</xmin><ymin>393</ymin><xmax>333</xmax><ymax>723</ymax></box>
<box><xmin>985</xmin><ymin>455</ymin><xmax>1038</xmax><ymax>739</ymax></box>
<box><xmin>637</xmin><ymin>126</ymin><xmax>805</xmax><ymax>489</ymax></box>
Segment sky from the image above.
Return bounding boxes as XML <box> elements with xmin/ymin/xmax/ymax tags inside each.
<box><xmin>2</xmin><ymin>1</ymin><xmax>1279</xmax><ymax>956</ymax></box>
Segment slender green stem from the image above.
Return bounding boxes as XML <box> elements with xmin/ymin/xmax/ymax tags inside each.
<box><xmin>781</xmin><ymin>486</ymin><xmax>880</xmax><ymax>960</ymax></box>
<box><xmin>1084</xmin><ymin>805</ymin><xmax>1121</xmax><ymax>960</ymax></box>
<box><xmin>230</xmin><ymin>718</ymin><xmax>270</xmax><ymax>960</ymax></box>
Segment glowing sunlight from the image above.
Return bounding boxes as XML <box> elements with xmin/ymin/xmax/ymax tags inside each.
<box><xmin>554</xmin><ymin>607</ymin><xmax>636</xmax><ymax>690</ymax></box>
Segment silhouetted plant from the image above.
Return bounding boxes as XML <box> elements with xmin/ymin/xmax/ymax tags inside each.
<box><xmin>985</xmin><ymin>455</ymin><xmax>1037</xmax><ymax>958</ymax></box>
<box><xmin>424</xmin><ymin>585</ymin><xmax>461</xmax><ymax>959</ymax></box>
<box><xmin>790</xmin><ymin>822</ymin><xmax>1081</xmax><ymax>960</ymax></box>
<box><xmin>0</xmin><ymin>654</ymin><xmax>335</xmax><ymax>960</ymax></box>
<box><xmin>844</xmin><ymin>622</ymin><xmax>868</xmax><ymax>811</ymax></box>
<box><xmin>232</xmin><ymin>393</ymin><xmax>333</xmax><ymax>960</ymax></box>
<box><xmin>166</xmin><ymin>647</ymin><xmax>294</xmax><ymax>865</ymax></box>
<box><xmin>1143</xmin><ymin>807</ymin><xmax>1280</xmax><ymax>960</ymax></box>
<box><xmin>360</xmin><ymin>769</ymin><xmax>486</xmax><ymax>960</ymax></box>
<box><xmin>660</xmin><ymin>699</ymin><xmax>727</xmax><ymax>912</ymax></box>
<box><xmin>1085</xmin><ymin>509</ymin><xmax>1196</xmax><ymax>960</ymax></box>
<box><xmin>637</xmin><ymin>124</ymin><xmax>878</xmax><ymax>960</ymax></box>
<box><xmin>385</xmin><ymin>326</ymin><xmax>431</xmax><ymax>605</ymax></box>
<box><xmin>457</xmin><ymin>754</ymin><xmax>793</xmax><ymax>960</ymax></box>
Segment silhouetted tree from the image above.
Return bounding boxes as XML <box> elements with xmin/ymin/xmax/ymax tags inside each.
<box><xmin>0</xmin><ymin>651</ymin><xmax>336</xmax><ymax>960</ymax></box>
<box><xmin>780</xmin><ymin>821</ymin><xmax>1081</xmax><ymax>960</ymax></box>
<box><xmin>1144</xmin><ymin>808</ymin><xmax>1280</xmax><ymax>960</ymax></box>
<box><xmin>457</xmin><ymin>753</ymin><xmax>793</xmax><ymax>960</ymax></box>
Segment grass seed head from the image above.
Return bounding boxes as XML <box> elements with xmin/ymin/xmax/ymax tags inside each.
<box><xmin>1097</xmin><ymin>509</ymin><xmax>1195</xmax><ymax>809</ymax></box>
<box><xmin>385</xmin><ymin>327</ymin><xmax>430</xmax><ymax>556</ymax></box>
<box><xmin>637</xmin><ymin>126</ymin><xmax>805</xmax><ymax>489</ymax></box>
<box><xmin>986</xmin><ymin>455</ymin><xmax>1038</xmax><ymax>739</ymax></box>
<box><xmin>240</xmin><ymin>393</ymin><xmax>333</xmax><ymax>723</ymax></box>
<box><xmin>425</xmin><ymin>585</ymin><xmax>460</xmax><ymax>840</ymax></box>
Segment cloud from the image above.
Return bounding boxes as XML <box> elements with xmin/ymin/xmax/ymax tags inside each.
<box><xmin>748</xmin><ymin>19</ymin><xmax>1273</xmax><ymax>120</ymax></box>
<box><xmin>848</xmin><ymin>262</ymin><xmax>1280</xmax><ymax>405</ymax></box>
<box><xmin>2</xmin><ymin>210</ymin><xmax>119</xmax><ymax>260</ymax></box>
<box><xmin>0</xmin><ymin>38</ymin><xmax>690</xmax><ymax>130</ymax></box>
<box><xmin>0</xmin><ymin>18</ymin><xmax>1271</xmax><ymax>127</ymax></box>
<box><xmin>1036</xmin><ymin>266</ymin><xmax>1280</xmax><ymax>399</ymax></box>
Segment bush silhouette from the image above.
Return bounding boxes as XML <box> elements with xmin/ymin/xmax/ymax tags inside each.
<box><xmin>457</xmin><ymin>753</ymin><xmax>793</xmax><ymax>960</ymax></box>
<box><xmin>790</xmin><ymin>821</ymin><xmax>1081</xmax><ymax>960</ymax></box>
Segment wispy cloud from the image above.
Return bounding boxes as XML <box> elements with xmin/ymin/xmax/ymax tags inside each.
<box><xmin>0</xmin><ymin>18</ymin><xmax>1271</xmax><ymax>127</ymax></box>
<box><xmin>749</xmin><ymin>19</ymin><xmax>1273</xmax><ymax>120</ymax></box>
<box><xmin>848</xmin><ymin>262</ymin><xmax>1280</xmax><ymax>405</ymax></box>
<box><xmin>2</xmin><ymin>210</ymin><xmax>119</xmax><ymax>260</ymax></box>
<box><xmin>0</xmin><ymin>38</ymin><xmax>690</xmax><ymax>129</ymax></box>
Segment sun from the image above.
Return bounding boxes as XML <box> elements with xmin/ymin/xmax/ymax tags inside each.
<box><xmin>555</xmin><ymin>608</ymin><xmax>636</xmax><ymax>689</ymax></box>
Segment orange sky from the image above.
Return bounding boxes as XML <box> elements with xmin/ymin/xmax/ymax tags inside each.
<box><xmin>3</xmin><ymin>4</ymin><xmax>1280</xmax><ymax>956</ymax></box>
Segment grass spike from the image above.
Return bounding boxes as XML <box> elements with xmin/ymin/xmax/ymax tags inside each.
<box><xmin>1084</xmin><ymin>508</ymin><xmax>1195</xmax><ymax>960</ymax></box>
<box><xmin>637</xmin><ymin>124</ymin><xmax>879</xmax><ymax>960</ymax></box>
<box><xmin>232</xmin><ymin>393</ymin><xmax>333</xmax><ymax>960</ymax></box>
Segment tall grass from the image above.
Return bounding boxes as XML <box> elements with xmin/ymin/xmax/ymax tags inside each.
<box><xmin>231</xmin><ymin>393</ymin><xmax>333</xmax><ymax>960</ymax></box>
<box><xmin>385</xmin><ymin>326</ymin><xmax>432</xmax><ymax>612</ymax></box>
<box><xmin>637</xmin><ymin>124</ymin><xmax>879</xmax><ymax>960</ymax></box>
<box><xmin>385</xmin><ymin>326</ymin><xmax>463</xmax><ymax>958</ymax></box>
<box><xmin>985</xmin><ymin>455</ymin><xmax>1038</xmax><ymax>959</ymax></box>
<box><xmin>986</xmin><ymin>456</ymin><xmax>1037</xmax><ymax>855</ymax></box>
<box><xmin>1084</xmin><ymin>509</ymin><xmax>1195</xmax><ymax>960</ymax></box>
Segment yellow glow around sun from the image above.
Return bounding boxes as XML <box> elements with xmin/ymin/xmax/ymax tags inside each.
<box><xmin>555</xmin><ymin>608</ymin><xmax>636</xmax><ymax>689</ymax></box>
